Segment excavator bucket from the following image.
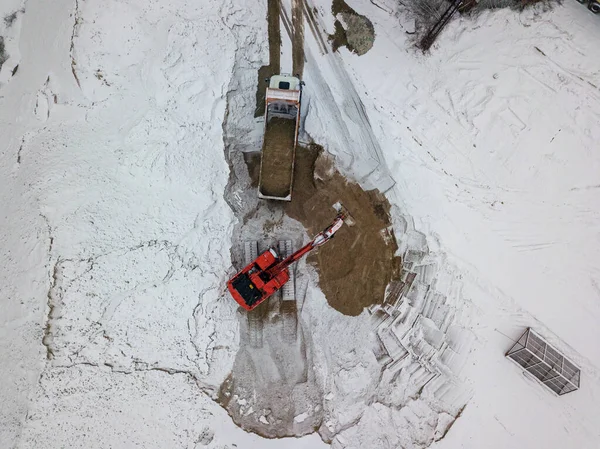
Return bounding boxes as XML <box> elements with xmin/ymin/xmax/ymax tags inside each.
<box><xmin>332</xmin><ymin>202</ymin><xmax>356</xmax><ymax>227</ymax></box>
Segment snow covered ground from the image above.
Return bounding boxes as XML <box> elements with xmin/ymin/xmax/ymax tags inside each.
<box><xmin>1</xmin><ymin>0</ymin><xmax>600</xmax><ymax>447</ymax></box>
<box><xmin>304</xmin><ymin>0</ymin><xmax>600</xmax><ymax>447</ymax></box>
<box><xmin>0</xmin><ymin>0</ymin><xmax>323</xmax><ymax>447</ymax></box>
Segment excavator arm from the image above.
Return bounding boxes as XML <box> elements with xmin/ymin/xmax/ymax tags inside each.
<box><xmin>266</xmin><ymin>214</ymin><xmax>345</xmax><ymax>278</ymax></box>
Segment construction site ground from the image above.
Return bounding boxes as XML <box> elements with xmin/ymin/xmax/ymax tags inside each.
<box><xmin>259</xmin><ymin>117</ymin><xmax>297</xmax><ymax>198</ymax></box>
<box><xmin>214</xmin><ymin>0</ymin><xmax>405</xmax><ymax>441</ymax></box>
<box><xmin>219</xmin><ymin>1</ymin><xmax>403</xmax><ymax>437</ymax></box>
<box><xmin>8</xmin><ymin>0</ymin><xmax>600</xmax><ymax>448</ymax></box>
<box><xmin>223</xmin><ymin>139</ymin><xmax>401</xmax><ymax>438</ymax></box>
<box><xmin>247</xmin><ymin>144</ymin><xmax>401</xmax><ymax>316</ymax></box>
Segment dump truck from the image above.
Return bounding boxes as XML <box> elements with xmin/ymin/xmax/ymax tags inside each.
<box><xmin>258</xmin><ymin>74</ymin><xmax>303</xmax><ymax>201</ymax></box>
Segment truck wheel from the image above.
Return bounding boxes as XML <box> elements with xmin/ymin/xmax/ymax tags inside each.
<box><xmin>590</xmin><ymin>1</ymin><xmax>600</xmax><ymax>13</ymax></box>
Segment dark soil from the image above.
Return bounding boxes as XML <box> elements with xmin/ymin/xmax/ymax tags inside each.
<box><xmin>329</xmin><ymin>20</ymin><xmax>348</xmax><ymax>53</ymax></box>
<box><xmin>4</xmin><ymin>11</ymin><xmax>18</xmax><ymax>27</ymax></box>
<box><xmin>285</xmin><ymin>145</ymin><xmax>401</xmax><ymax>316</ymax></box>
<box><xmin>243</xmin><ymin>152</ymin><xmax>261</xmax><ymax>188</ymax></box>
<box><xmin>246</xmin><ymin>145</ymin><xmax>401</xmax><ymax>315</ymax></box>
<box><xmin>329</xmin><ymin>0</ymin><xmax>375</xmax><ymax>56</ymax></box>
<box><xmin>255</xmin><ymin>0</ymin><xmax>281</xmax><ymax>117</ymax></box>
<box><xmin>332</xmin><ymin>0</ymin><xmax>355</xmax><ymax>16</ymax></box>
<box><xmin>259</xmin><ymin>117</ymin><xmax>297</xmax><ymax>198</ymax></box>
<box><xmin>0</xmin><ymin>37</ymin><xmax>7</xmax><ymax>71</ymax></box>
<box><xmin>292</xmin><ymin>0</ymin><xmax>305</xmax><ymax>76</ymax></box>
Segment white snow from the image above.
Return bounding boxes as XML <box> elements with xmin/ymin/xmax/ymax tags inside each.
<box><xmin>349</xmin><ymin>2</ymin><xmax>600</xmax><ymax>365</ymax></box>
<box><xmin>294</xmin><ymin>411</ymin><xmax>309</xmax><ymax>423</ymax></box>
<box><xmin>303</xmin><ymin>0</ymin><xmax>600</xmax><ymax>447</ymax></box>
<box><xmin>2</xmin><ymin>0</ymin><xmax>600</xmax><ymax>447</ymax></box>
<box><xmin>16</xmin><ymin>365</ymin><xmax>325</xmax><ymax>449</ymax></box>
<box><xmin>0</xmin><ymin>0</ymin><xmax>323</xmax><ymax>447</ymax></box>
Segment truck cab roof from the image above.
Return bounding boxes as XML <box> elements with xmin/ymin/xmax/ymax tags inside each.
<box><xmin>269</xmin><ymin>74</ymin><xmax>301</xmax><ymax>91</ymax></box>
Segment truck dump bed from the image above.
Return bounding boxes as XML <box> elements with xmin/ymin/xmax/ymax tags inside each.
<box><xmin>259</xmin><ymin>117</ymin><xmax>297</xmax><ymax>198</ymax></box>
<box><xmin>258</xmin><ymin>75</ymin><xmax>302</xmax><ymax>201</ymax></box>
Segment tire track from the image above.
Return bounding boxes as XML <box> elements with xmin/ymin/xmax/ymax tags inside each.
<box><xmin>303</xmin><ymin>0</ymin><xmax>328</xmax><ymax>55</ymax></box>
<box><xmin>292</xmin><ymin>0</ymin><xmax>305</xmax><ymax>76</ymax></box>
<box><xmin>301</xmin><ymin>0</ymin><xmax>395</xmax><ymax>191</ymax></box>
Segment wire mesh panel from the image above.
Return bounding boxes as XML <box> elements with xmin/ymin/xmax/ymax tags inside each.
<box><xmin>506</xmin><ymin>328</ymin><xmax>580</xmax><ymax>396</ymax></box>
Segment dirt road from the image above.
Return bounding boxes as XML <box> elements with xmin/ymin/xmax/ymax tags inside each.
<box><xmin>292</xmin><ymin>0</ymin><xmax>305</xmax><ymax>76</ymax></box>
<box><xmin>255</xmin><ymin>0</ymin><xmax>282</xmax><ymax>117</ymax></box>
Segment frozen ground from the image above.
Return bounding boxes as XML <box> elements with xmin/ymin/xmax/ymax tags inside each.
<box><xmin>1</xmin><ymin>0</ymin><xmax>600</xmax><ymax>448</ymax></box>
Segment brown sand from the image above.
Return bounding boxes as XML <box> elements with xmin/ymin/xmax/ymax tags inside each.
<box><xmin>259</xmin><ymin>117</ymin><xmax>296</xmax><ymax>198</ymax></box>
<box><xmin>246</xmin><ymin>144</ymin><xmax>400</xmax><ymax>315</ymax></box>
<box><xmin>286</xmin><ymin>145</ymin><xmax>400</xmax><ymax>316</ymax></box>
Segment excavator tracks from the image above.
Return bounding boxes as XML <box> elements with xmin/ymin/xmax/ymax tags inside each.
<box><xmin>278</xmin><ymin>240</ymin><xmax>295</xmax><ymax>301</ymax></box>
<box><xmin>243</xmin><ymin>241</ymin><xmax>259</xmax><ymax>265</ymax></box>
<box><xmin>244</xmin><ymin>240</ymin><xmax>264</xmax><ymax>348</ymax></box>
<box><xmin>242</xmin><ymin>239</ymin><xmax>298</xmax><ymax>348</ymax></box>
<box><xmin>279</xmin><ymin>239</ymin><xmax>298</xmax><ymax>343</ymax></box>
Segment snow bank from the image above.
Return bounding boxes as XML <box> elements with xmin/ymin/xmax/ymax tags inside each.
<box><xmin>303</xmin><ymin>0</ymin><xmax>600</xmax><ymax>447</ymax></box>
<box><xmin>0</xmin><ymin>0</ymin><xmax>325</xmax><ymax>446</ymax></box>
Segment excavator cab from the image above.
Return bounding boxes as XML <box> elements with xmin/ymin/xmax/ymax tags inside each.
<box><xmin>227</xmin><ymin>248</ymin><xmax>291</xmax><ymax>310</ymax></box>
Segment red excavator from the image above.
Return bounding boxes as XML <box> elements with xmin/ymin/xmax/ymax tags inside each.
<box><xmin>227</xmin><ymin>211</ymin><xmax>350</xmax><ymax>310</ymax></box>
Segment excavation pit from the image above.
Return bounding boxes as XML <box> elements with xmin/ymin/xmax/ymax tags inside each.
<box><xmin>246</xmin><ymin>144</ymin><xmax>401</xmax><ymax>316</ymax></box>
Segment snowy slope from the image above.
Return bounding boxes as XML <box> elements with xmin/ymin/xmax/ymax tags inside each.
<box><xmin>345</xmin><ymin>1</ymin><xmax>600</xmax><ymax>366</ymax></box>
<box><xmin>303</xmin><ymin>0</ymin><xmax>600</xmax><ymax>448</ymax></box>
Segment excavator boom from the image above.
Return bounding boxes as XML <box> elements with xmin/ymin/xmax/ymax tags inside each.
<box><xmin>266</xmin><ymin>215</ymin><xmax>345</xmax><ymax>277</ymax></box>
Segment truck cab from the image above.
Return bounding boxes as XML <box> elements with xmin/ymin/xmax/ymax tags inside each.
<box><xmin>269</xmin><ymin>74</ymin><xmax>302</xmax><ymax>92</ymax></box>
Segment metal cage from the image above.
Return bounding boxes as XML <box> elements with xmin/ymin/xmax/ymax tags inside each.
<box><xmin>506</xmin><ymin>328</ymin><xmax>580</xmax><ymax>396</ymax></box>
